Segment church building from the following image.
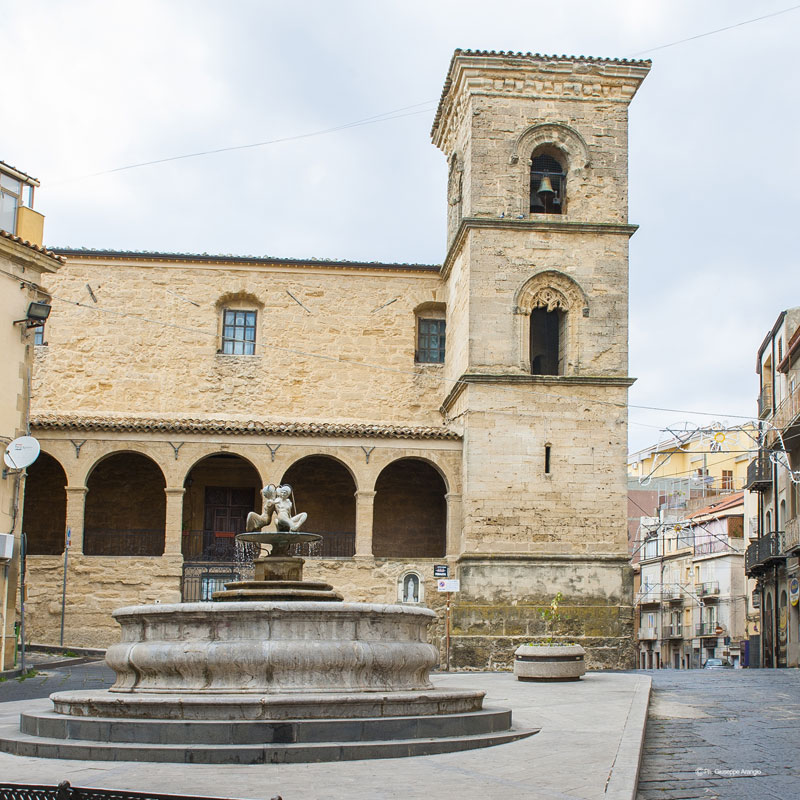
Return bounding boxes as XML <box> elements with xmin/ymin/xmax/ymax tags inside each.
<box><xmin>21</xmin><ymin>50</ymin><xmax>650</xmax><ymax>669</ymax></box>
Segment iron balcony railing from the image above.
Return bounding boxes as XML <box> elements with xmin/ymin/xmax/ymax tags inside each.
<box><xmin>745</xmin><ymin>530</ymin><xmax>785</xmax><ymax>574</ymax></box>
<box><xmin>665</xmin><ymin>584</ymin><xmax>684</xmax><ymax>602</ymax></box>
<box><xmin>772</xmin><ymin>378</ymin><xmax>800</xmax><ymax>432</ymax></box>
<box><xmin>666</xmin><ymin>624</ymin><xmax>683</xmax><ymax>638</ymax></box>
<box><xmin>638</xmin><ymin>627</ymin><xmax>658</xmax><ymax>640</ymax></box>
<box><xmin>758</xmin><ymin>386</ymin><xmax>773</xmax><ymax>419</ymax></box>
<box><xmin>635</xmin><ymin>589</ymin><xmax>661</xmax><ymax>605</ymax></box>
<box><xmin>696</xmin><ymin>581</ymin><xmax>720</xmax><ymax>598</ymax></box>
<box><xmin>785</xmin><ymin>517</ymin><xmax>800</xmax><ymax>554</ymax></box>
<box><xmin>695</xmin><ymin>622</ymin><xmax>722</xmax><ymax>637</ymax></box>
<box><xmin>745</xmin><ymin>452</ymin><xmax>772</xmax><ymax>491</ymax></box>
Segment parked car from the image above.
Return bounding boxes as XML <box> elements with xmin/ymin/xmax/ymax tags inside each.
<box><xmin>702</xmin><ymin>658</ymin><xmax>733</xmax><ymax>669</ymax></box>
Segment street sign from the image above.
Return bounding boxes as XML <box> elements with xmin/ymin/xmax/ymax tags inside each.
<box><xmin>790</xmin><ymin>578</ymin><xmax>799</xmax><ymax>607</ymax></box>
<box><xmin>437</xmin><ymin>579</ymin><xmax>460</xmax><ymax>592</ymax></box>
<box><xmin>433</xmin><ymin>564</ymin><xmax>449</xmax><ymax>578</ymax></box>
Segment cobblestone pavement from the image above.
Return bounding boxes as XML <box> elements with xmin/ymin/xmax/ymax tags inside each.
<box><xmin>636</xmin><ymin>669</ymin><xmax>800</xmax><ymax>800</ymax></box>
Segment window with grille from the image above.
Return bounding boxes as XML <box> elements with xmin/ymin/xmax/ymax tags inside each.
<box><xmin>530</xmin><ymin>153</ymin><xmax>565</xmax><ymax>214</ymax></box>
<box><xmin>416</xmin><ymin>318</ymin><xmax>446</xmax><ymax>363</ymax></box>
<box><xmin>221</xmin><ymin>309</ymin><xmax>257</xmax><ymax>355</ymax></box>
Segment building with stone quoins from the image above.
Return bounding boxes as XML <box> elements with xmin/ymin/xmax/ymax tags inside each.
<box><xmin>20</xmin><ymin>50</ymin><xmax>650</xmax><ymax>670</ymax></box>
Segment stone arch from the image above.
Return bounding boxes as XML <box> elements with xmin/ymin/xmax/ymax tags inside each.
<box><xmin>510</xmin><ymin>122</ymin><xmax>590</xmax><ymax>217</ymax></box>
<box><xmin>214</xmin><ymin>291</ymin><xmax>264</xmax><ymax>310</ymax></box>
<box><xmin>22</xmin><ymin>451</ymin><xmax>67</xmax><ymax>555</ymax></box>
<box><xmin>280</xmin><ymin>455</ymin><xmax>357</xmax><ymax>557</ymax></box>
<box><xmin>514</xmin><ymin>270</ymin><xmax>589</xmax><ymax>375</ymax></box>
<box><xmin>372</xmin><ymin>458</ymin><xmax>447</xmax><ymax>558</ymax></box>
<box><xmin>182</xmin><ymin>452</ymin><xmax>262</xmax><ymax>562</ymax></box>
<box><xmin>84</xmin><ymin>451</ymin><xmax>166</xmax><ymax>556</ymax></box>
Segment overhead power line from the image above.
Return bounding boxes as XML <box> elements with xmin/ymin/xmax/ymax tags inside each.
<box><xmin>631</xmin><ymin>3</ymin><xmax>800</xmax><ymax>56</ymax></box>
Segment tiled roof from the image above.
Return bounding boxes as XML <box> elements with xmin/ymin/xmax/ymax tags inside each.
<box><xmin>432</xmin><ymin>48</ymin><xmax>652</xmax><ymax>137</ymax></box>
<box><xmin>30</xmin><ymin>413</ymin><xmax>460</xmax><ymax>441</ymax></box>
<box><xmin>0</xmin><ymin>229</ymin><xmax>65</xmax><ymax>263</ymax></box>
<box><xmin>51</xmin><ymin>247</ymin><xmax>441</xmax><ymax>273</ymax></box>
<box><xmin>688</xmin><ymin>491</ymin><xmax>745</xmax><ymax>521</ymax></box>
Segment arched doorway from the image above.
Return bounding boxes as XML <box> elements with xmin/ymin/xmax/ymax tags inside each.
<box><xmin>182</xmin><ymin>453</ymin><xmax>261</xmax><ymax>563</ymax></box>
<box><xmin>84</xmin><ymin>452</ymin><xmax>165</xmax><ymax>556</ymax></box>
<box><xmin>281</xmin><ymin>456</ymin><xmax>356</xmax><ymax>557</ymax></box>
<box><xmin>373</xmin><ymin>459</ymin><xmax>446</xmax><ymax>558</ymax></box>
<box><xmin>22</xmin><ymin>452</ymin><xmax>67</xmax><ymax>555</ymax></box>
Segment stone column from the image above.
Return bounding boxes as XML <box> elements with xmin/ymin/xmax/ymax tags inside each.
<box><xmin>354</xmin><ymin>490</ymin><xmax>376</xmax><ymax>557</ymax></box>
<box><xmin>445</xmin><ymin>492</ymin><xmax>462</xmax><ymax>558</ymax></box>
<box><xmin>164</xmin><ymin>488</ymin><xmax>186</xmax><ymax>557</ymax></box>
<box><xmin>64</xmin><ymin>486</ymin><xmax>88</xmax><ymax>553</ymax></box>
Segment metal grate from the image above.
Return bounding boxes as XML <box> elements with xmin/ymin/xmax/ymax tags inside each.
<box><xmin>0</xmin><ymin>783</ymin><xmax>281</xmax><ymax>800</ymax></box>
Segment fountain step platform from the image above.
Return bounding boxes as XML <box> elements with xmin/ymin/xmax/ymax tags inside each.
<box><xmin>212</xmin><ymin>579</ymin><xmax>344</xmax><ymax>602</ymax></box>
<box><xmin>0</xmin><ymin>707</ymin><xmax>537</xmax><ymax>764</ymax></box>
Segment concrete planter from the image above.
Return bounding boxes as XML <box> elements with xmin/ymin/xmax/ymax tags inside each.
<box><xmin>513</xmin><ymin>643</ymin><xmax>586</xmax><ymax>681</ymax></box>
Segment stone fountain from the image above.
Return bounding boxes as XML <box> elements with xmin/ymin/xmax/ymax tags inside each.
<box><xmin>0</xmin><ymin>484</ymin><xmax>534</xmax><ymax>763</ymax></box>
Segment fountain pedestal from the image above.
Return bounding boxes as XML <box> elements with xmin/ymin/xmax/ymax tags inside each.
<box><xmin>0</xmin><ymin>530</ymin><xmax>535</xmax><ymax>762</ymax></box>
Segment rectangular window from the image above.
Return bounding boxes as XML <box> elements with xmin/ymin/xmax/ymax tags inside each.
<box><xmin>33</xmin><ymin>324</ymin><xmax>44</xmax><ymax>346</ymax></box>
<box><xmin>721</xmin><ymin>470</ymin><xmax>733</xmax><ymax>490</ymax></box>
<box><xmin>416</xmin><ymin>318</ymin><xmax>445</xmax><ymax>363</ymax></box>
<box><xmin>222</xmin><ymin>309</ymin><xmax>256</xmax><ymax>355</ymax></box>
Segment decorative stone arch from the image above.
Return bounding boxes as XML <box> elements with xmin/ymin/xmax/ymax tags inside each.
<box><xmin>509</xmin><ymin>122</ymin><xmax>590</xmax><ymax>217</ymax></box>
<box><xmin>397</xmin><ymin>570</ymin><xmax>425</xmax><ymax>604</ymax></box>
<box><xmin>84</xmin><ymin>451</ymin><xmax>167</xmax><ymax>556</ymax></box>
<box><xmin>280</xmin><ymin>454</ymin><xmax>358</xmax><ymax>557</ymax></box>
<box><xmin>372</xmin><ymin>457</ymin><xmax>447</xmax><ymax>559</ymax></box>
<box><xmin>214</xmin><ymin>291</ymin><xmax>264</xmax><ymax>311</ymax></box>
<box><xmin>514</xmin><ymin>270</ymin><xmax>589</xmax><ymax>375</ymax></box>
<box><xmin>181</xmin><ymin>452</ymin><xmax>263</xmax><ymax>562</ymax></box>
<box><xmin>22</xmin><ymin>450</ymin><xmax>68</xmax><ymax>555</ymax></box>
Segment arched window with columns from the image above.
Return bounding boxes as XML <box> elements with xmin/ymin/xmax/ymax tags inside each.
<box><xmin>514</xmin><ymin>270</ymin><xmax>588</xmax><ymax>376</ymax></box>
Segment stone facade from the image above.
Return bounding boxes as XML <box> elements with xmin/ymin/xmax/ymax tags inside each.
<box><xmin>22</xmin><ymin>50</ymin><xmax>649</xmax><ymax>670</ymax></box>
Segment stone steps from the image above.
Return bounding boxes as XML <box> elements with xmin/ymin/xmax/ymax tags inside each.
<box><xmin>0</xmin><ymin>709</ymin><xmax>538</xmax><ymax>763</ymax></box>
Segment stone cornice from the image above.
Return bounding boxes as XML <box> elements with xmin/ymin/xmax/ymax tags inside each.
<box><xmin>52</xmin><ymin>248</ymin><xmax>440</xmax><ymax>276</ymax></box>
<box><xmin>440</xmin><ymin>217</ymin><xmax>639</xmax><ymax>280</ymax></box>
<box><xmin>0</xmin><ymin>231</ymin><xmax>64</xmax><ymax>272</ymax></box>
<box><xmin>30</xmin><ymin>412</ymin><xmax>461</xmax><ymax>442</ymax></box>
<box><xmin>457</xmin><ymin>552</ymin><xmax>630</xmax><ymax>564</ymax></box>
<box><xmin>440</xmin><ymin>372</ymin><xmax>635</xmax><ymax>414</ymax></box>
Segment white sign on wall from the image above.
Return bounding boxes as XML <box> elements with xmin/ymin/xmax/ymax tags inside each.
<box><xmin>437</xmin><ymin>579</ymin><xmax>460</xmax><ymax>593</ymax></box>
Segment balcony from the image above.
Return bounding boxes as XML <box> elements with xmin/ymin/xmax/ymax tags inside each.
<box><xmin>758</xmin><ymin>386</ymin><xmax>773</xmax><ymax>419</ymax></box>
<box><xmin>696</xmin><ymin>581</ymin><xmax>720</xmax><ymax>599</ymax></box>
<box><xmin>666</xmin><ymin>625</ymin><xmax>683</xmax><ymax>638</ymax></box>
<box><xmin>745</xmin><ymin>452</ymin><xmax>772</xmax><ymax>492</ymax></box>
<box><xmin>785</xmin><ymin>517</ymin><xmax>800</xmax><ymax>554</ymax></box>
<box><xmin>695</xmin><ymin>622</ymin><xmax>723</xmax><ymax>637</ymax></box>
<box><xmin>636</xmin><ymin>590</ymin><xmax>661</xmax><ymax>606</ymax></box>
<box><xmin>666</xmin><ymin>584</ymin><xmax>684</xmax><ymax>602</ymax></box>
<box><xmin>745</xmin><ymin>531</ymin><xmax>785</xmax><ymax>575</ymax></box>
<box><xmin>773</xmin><ymin>380</ymin><xmax>800</xmax><ymax>433</ymax></box>
<box><xmin>638</xmin><ymin>627</ymin><xmax>658</xmax><ymax>641</ymax></box>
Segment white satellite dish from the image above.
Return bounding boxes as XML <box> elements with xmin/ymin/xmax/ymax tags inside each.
<box><xmin>3</xmin><ymin>436</ymin><xmax>41</xmax><ymax>470</ymax></box>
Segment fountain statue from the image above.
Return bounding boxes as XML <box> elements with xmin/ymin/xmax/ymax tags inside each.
<box><xmin>0</xmin><ymin>481</ymin><xmax>533</xmax><ymax>763</ymax></box>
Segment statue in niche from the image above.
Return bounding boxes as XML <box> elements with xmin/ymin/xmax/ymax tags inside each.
<box><xmin>246</xmin><ymin>484</ymin><xmax>307</xmax><ymax>533</ymax></box>
<box><xmin>403</xmin><ymin>573</ymin><xmax>420</xmax><ymax>603</ymax></box>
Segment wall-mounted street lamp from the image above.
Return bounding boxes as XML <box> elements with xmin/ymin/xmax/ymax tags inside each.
<box><xmin>13</xmin><ymin>301</ymin><xmax>51</xmax><ymax>328</ymax></box>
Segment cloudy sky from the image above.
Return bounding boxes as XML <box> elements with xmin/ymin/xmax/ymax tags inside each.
<box><xmin>5</xmin><ymin>0</ymin><xmax>799</xmax><ymax>451</ymax></box>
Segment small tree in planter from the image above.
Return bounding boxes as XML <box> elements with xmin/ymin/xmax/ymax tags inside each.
<box><xmin>514</xmin><ymin>593</ymin><xmax>586</xmax><ymax>681</ymax></box>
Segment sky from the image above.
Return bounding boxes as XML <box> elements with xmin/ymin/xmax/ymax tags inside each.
<box><xmin>5</xmin><ymin>0</ymin><xmax>800</xmax><ymax>452</ymax></box>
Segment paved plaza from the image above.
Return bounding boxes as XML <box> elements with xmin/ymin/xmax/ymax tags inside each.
<box><xmin>637</xmin><ymin>669</ymin><xmax>800</xmax><ymax>800</ymax></box>
<box><xmin>0</xmin><ymin>660</ymin><xmax>649</xmax><ymax>800</ymax></box>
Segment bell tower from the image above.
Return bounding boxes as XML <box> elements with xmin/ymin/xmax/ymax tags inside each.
<box><xmin>432</xmin><ymin>50</ymin><xmax>650</xmax><ymax>668</ymax></box>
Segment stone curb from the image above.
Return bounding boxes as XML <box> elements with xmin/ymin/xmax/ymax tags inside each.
<box><xmin>1</xmin><ymin>645</ymin><xmax>106</xmax><ymax>679</ymax></box>
<box><xmin>603</xmin><ymin>674</ymin><xmax>652</xmax><ymax>800</ymax></box>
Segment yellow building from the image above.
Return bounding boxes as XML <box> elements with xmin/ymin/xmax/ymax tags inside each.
<box><xmin>0</xmin><ymin>161</ymin><xmax>62</xmax><ymax>670</ymax></box>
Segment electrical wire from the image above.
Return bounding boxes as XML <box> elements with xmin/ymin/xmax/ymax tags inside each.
<box><xmin>630</xmin><ymin>3</ymin><xmax>800</xmax><ymax>57</ymax></box>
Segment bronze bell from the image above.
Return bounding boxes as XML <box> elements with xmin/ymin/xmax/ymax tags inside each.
<box><xmin>537</xmin><ymin>175</ymin><xmax>555</xmax><ymax>197</ymax></box>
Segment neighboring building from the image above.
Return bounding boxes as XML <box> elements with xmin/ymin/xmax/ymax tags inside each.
<box><xmin>21</xmin><ymin>50</ymin><xmax>651</xmax><ymax>669</ymax></box>
<box><xmin>745</xmin><ymin>307</ymin><xmax>800</xmax><ymax>668</ymax></box>
<box><xmin>0</xmin><ymin>161</ymin><xmax>62</xmax><ymax>670</ymax></box>
<box><xmin>635</xmin><ymin>492</ymin><xmax>750</xmax><ymax>668</ymax></box>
